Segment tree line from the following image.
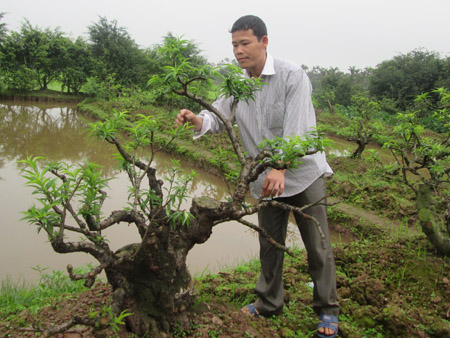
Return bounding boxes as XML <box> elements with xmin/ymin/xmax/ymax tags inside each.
<box><xmin>0</xmin><ymin>14</ymin><xmax>207</xmax><ymax>98</ymax></box>
<box><xmin>1</xmin><ymin>14</ymin><xmax>449</xmax><ymax>117</ymax></box>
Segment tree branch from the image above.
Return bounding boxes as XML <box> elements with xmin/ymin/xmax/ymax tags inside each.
<box><xmin>67</xmin><ymin>263</ymin><xmax>107</xmax><ymax>287</ymax></box>
<box><xmin>236</xmin><ymin>218</ymin><xmax>295</xmax><ymax>256</ymax></box>
<box><xmin>174</xmin><ymin>85</ymin><xmax>247</xmax><ymax>166</ymax></box>
<box><xmin>38</xmin><ymin>315</ymin><xmax>106</xmax><ymax>338</ymax></box>
<box><xmin>99</xmin><ymin>210</ymin><xmax>148</xmax><ymax>237</ymax></box>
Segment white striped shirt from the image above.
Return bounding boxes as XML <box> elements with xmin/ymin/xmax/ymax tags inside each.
<box><xmin>195</xmin><ymin>54</ymin><xmax>333</xmax><ymax>198</ymax></box>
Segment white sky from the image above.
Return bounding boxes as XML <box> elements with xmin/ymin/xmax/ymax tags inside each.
<box><xmin>2</xmin><ymin>0</ymin><xmax>450</xmax><ymax>71</ymax></box>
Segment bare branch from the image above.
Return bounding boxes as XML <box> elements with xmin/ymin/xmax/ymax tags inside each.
<box><xmin>213</xmin><ymin>196</ymin><xmax>329</xmax><ymax>249</ymax></box>
<box><xmin>51</xmin><ymin>239</ymin><xmax>112</xmax><ymax>261</ymax></box>
<box><xmin>237</xmin><ymin>218</ymin><xmax>295</xmax><ymax>256</ymax></box>
<box><xmin>39</xmin><ymin>315</ymin><xmax>105</xmax><ymax>338</ymax></box>
<box><xmin>99</xmin><ymin>210</ymin><xmax>147</xmax><ymax>236</ymax></box>
<box><xmin>264</xmin><ymin>200</ymin><xmax>326</xmax><ymax>248</ymax></box>
<box><xmin>67</xmin><ymin>263</ymin><xmax>107</xmax><ymax>288</ymax></box>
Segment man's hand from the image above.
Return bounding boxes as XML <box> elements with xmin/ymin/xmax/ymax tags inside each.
<box><xmin>261</xmin><ymin>169</ymin><xmax>286</xmax><ymax>197</ymax></box>
<box><xmin>176</xmin><ymin>109</ymin><xmax>203</xmax><ymax>131</ymax></box>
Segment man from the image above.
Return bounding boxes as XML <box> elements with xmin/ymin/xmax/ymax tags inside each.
<box><xmin>176</xmin><ymin>15</ymin><xmax>339</xmax><ymax>337</ymax></box>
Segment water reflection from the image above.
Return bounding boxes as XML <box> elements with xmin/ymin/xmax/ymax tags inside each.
<box><xmin>0</xmin><ymin>103</ymin><xmax>301</xmax><ymax>283</ymax></box>
<box><xmin>0</xmin><ymin>103</ymin><xmax>120</xmax><ymax>174</ymax></box>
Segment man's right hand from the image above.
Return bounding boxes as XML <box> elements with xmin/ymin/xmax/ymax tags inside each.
<box><xmin>176</xmin><ymin>109</ymin><xmax>203</xmax><ymax>131</ymax></box>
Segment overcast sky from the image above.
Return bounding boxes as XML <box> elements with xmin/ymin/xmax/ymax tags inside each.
<box><xmin>2</xmin><ymin>0</ymin><xmax>449</xmax><ymax>71</ymax></box>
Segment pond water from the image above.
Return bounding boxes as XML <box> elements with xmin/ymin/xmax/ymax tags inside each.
<box><xmin>0</xmin><ymin>102</ymin><xmax>314</xmax><ymax>283</ymax></box>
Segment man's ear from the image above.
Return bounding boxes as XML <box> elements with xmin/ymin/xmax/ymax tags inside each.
<box><xmin>261</xmin><ymin>35</ymin><xmax>269</xmax><ymax>48</ymax></box>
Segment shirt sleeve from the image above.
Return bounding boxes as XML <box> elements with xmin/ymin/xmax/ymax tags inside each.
<box><xmin>194</xmin><ymin>95</ymin><xmax>234</xmax><ymax>138</ymax></box>
<box><xmin>283</xmin><ymin>68</ymin><xmax>317</xmax><ymax>138</ymax></box>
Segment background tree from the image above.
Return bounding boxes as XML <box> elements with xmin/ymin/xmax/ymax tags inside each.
<box><xmin>375</xmin><ymin>88</ymin><xmax>450</xmax><ymax>255</ymax></box>
<box><xmin>87</xmin><ymin>17</ymin><xmax>153</xmax><ymax>89</ymax></box>
<box><xmin>308</xmin><ymin>66</ymin><xmax>369</xmax><ymax>112</ymax></box>
<box><xmin>59</xmin><ymin>37</ymin><xmax>94</xmax><ymax>94</ymax></box>
<box><xmin>20</xmin><ymin>37</ymin><xmax>327</xmax><ymax>336</ymax></box>
<box><xmin>0</xmin><ymin>20</ymin><xmax>67</xmax><ymax>90</ymax></box>
<box><xmin>0</xmin><ymin>12</ymin><xmax>7</xmax><ymax>43</ymax></box>
<box><xmin>369</xmin><ymin>49</ymin><xmax>447</xmax><ymax>110</ymax></box>
<box><xmin>337</xmin><ymin>93</ymin><xmax>383</xmax><ymax>159</ymax></box>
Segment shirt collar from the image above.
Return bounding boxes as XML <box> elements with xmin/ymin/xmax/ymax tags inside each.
<box><xmin>244</xmin><ymin>53</ymin><xmax>275</xmax><ymax>78</ymax></box>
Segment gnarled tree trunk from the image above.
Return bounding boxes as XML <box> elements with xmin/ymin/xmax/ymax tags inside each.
<box><xmin>351</xmin><ymin>139</ymin><xmax>367</xmax><ymax>159</ymax></box>
<box><xmin>416</xmin><ymin>184</ymin><xmax>450</xmax><ymax>256</ymax></box>
<box><xmin>96</xmin><ymin>196</ymin><xmax>226</xmax><ymax>336</ymax></box>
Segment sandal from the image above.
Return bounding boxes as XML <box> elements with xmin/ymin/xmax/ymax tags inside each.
<box><xmin>317</xmin><ymin>313</ymin><xmax>338</xmax><ymax>337</ymax></box>
<box><xmin>241</xmin><ymin>303</ymin><xmax>260</xmax><ymax>318</ymax></box>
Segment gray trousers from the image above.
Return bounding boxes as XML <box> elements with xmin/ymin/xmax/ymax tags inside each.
<box><xmin>254</xmin><ymin>177</ymin><xmax>339</xmax><ymax>316</ymax></box>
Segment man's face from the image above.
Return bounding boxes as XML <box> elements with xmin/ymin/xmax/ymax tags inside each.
<box><xmin>232</xmin><ymin>29</ymin><xmax>268</xmax><ymax>77</ymax></box>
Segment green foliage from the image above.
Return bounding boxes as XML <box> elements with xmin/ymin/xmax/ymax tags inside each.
<box><xmin>148</xmin><ymin>35</ymin><xmax>264</xmax><ymax>112</ymax></box>
<box><xmin>147</xmin><ymin>36</ymin><xmax>216</xmax><ymax>108</ymax></box>
<box><xmin>59</xmin><ymin>37</ymin><xmax>94</xmax><ymax>93</ymax></box>
<box><xmin>88</xmin><ymin>109</ymin><xmax>129</xmax><ymax>140</ymax></box>
<box><xmin>2</xmin><ymin>21</ymin><xmax>67</xmax><ymax>89</ymax></box>
<box><xmin>162</xmin><ymin>160</ymin><xmax>196</xmax><ymax>227</ymax></box>
<box><xmin>308</xmin><ymin>66</ymin><xmax>370</xmax><ymax>110</ymax></box>
<box><xmin>89</xmin><ymin>110</ymin><xmax>196</xmax><ymax>227</ymax></box>
<box><xmin>20</xmin><ymin>155</ymin><xmax>111</xmax><ymax>238</ymax></box>
<box><xmin>87</xmin><ymin>17</ymin><xmax>152</xmax><ymax>88</ymax></box>
<box><xmin>0</xmin><ymin>266</ymin><xmax>88</xmax><ymax>319</ymax></box>
<box><xmin>2</xmin><ymin>66</ymin><xmax>39</xmax><ymax>92</ymax></box>
<box><xmin>0</xmin><ymin>20</ymin><xmax>94</xmax><ymax>93</ymax></box>
<box><xmin>369</xmin><ymin>49</ymin><xmax>448</xmax><ymax>110</ymax></box>
<box><xmin>258</xmin><ymin>130</ymin><xmax>327</xmax><ymax>169</ymax></box>
<box><xmin>210</xmin><ymin>146</ymin><xmax>240</xmax><ymax>183</ymax></box>
<box><xmin>0</xmin><ymin>12</ymin><xmax>7</xmax><ymax>41</ymax></box>
<box><xmin>89</xmin><ymin>305</ymin><xmax>132</xmax><ymax>336</ymax></box>
<box><xmin>218</xmin><ymin>64</ymin><xmax>264</xmax><ymax>104</ymax></box>
<box><xmin>370</xmin><ymin>88</ymin><xmax>450</xmax><ymax>254</ymax></box>
<box><xmin>383</xmin><ymin>100</ymin><xmax>450</xmax><ymax>187</ymax></box>
<box><xmin>83</xmin><ymin>74</ymin><xmax>122</xmax><ymax>100</ymax></box>
<box><xmin>335</xmin><ymin>93</ymin><xmax>385</xmax><ymax>158</ymax></box>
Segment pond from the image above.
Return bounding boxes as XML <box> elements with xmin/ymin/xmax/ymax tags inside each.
<box><xmin>0</xmin><ymin>102</ymin><xmax>311</xmax><ymax>283</ymax></box>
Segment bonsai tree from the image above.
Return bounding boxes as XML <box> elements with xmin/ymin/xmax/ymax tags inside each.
<box><xmin>376</xmin><ymin>88</ymin><xmax>450</xmax><ymax>255</ymax></box>
<box><xmin>20</xmin><ymin>37</ymin><xmax>327</xmax><ymax>336</ymax></box>
<box><xmin>337</xmin><ymin>94</ymin><xmax>383</xmax><ymax>159</ymax></box>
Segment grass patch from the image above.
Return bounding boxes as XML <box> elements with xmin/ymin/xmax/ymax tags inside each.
<box><xmin>0</xmin><ymin>265</ymin><xmax>89</xmax><ymax>321</ymax></box>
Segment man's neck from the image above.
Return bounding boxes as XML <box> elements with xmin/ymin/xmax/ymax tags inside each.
<box><xmin>248</xmin><ymin>53</ymin><xmax>267</xmax><ymax>78</ymax></box>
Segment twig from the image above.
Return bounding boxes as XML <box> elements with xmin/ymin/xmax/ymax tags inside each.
<box><xmin>38</xmin><ymin>315</ymin><xmax>104</xmax><ymax>338</ymax></box>
<box><xmin>237</xmin><ymin>218</ymin><xmax>295</xmax><ymax>256</ymax></box>
<box><xmin>265</xmin><ymin>200</ymin><xmax>327</xmax><ymax>249</ymax></box>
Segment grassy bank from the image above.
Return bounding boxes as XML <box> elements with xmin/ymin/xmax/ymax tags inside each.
<box><xmin>0</xmin><ymin>89</ymin><xmax>86</xmax><ymax>103</ymax></box>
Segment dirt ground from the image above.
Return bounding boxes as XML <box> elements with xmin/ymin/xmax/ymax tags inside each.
<box><xmin>0</xmin><ymin>281</ymin><xmax>281</xmax><ymax>338</ymax></box>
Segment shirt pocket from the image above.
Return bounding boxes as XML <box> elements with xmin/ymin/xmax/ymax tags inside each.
<box><xmin>267</xmin><ymin>102</ymin><xmax>285</xmax><ymax>134</ymax></box>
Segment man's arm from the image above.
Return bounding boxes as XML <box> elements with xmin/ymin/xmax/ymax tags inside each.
<box><xmin>283</xmin><ymin>68</ymin><xmax>316</xmax><ymax>138</ymax></box>
<box><xmin>176</xmin><ymin>95</ymin><xmax>233</xmax><ymax>136</ymax></box>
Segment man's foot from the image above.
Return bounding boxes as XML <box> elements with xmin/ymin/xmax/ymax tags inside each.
<box><xmin>317</xmin><ymin>313</ymin><xmax>338</xmax><ymax>337</ymax></box>
<box><xmin>241</xmin><ymin>304</ymin><xmax>260</xmax><ymax>318</ymax></box>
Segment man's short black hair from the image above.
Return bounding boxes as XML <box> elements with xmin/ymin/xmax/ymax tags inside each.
<box><xmin>231</xmin><ymin>15</ymin><xmax>267</xmax><ymax>41</ymax></box>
